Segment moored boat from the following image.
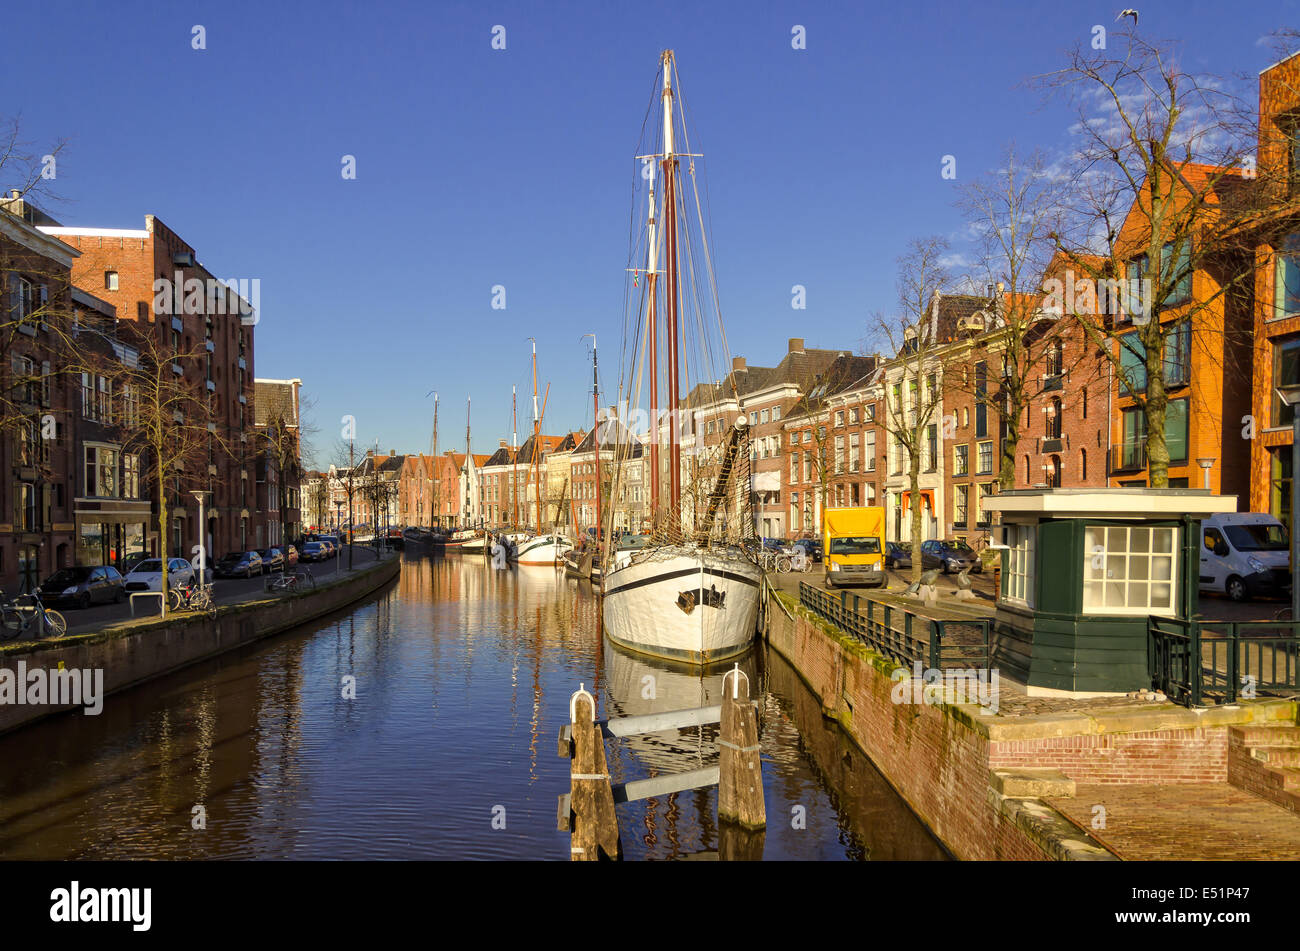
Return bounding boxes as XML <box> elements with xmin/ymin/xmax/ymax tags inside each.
<box><xmin>600</xmin><ymin>50</ymin><xmax>761</xmax><ymax>667</ymax></box>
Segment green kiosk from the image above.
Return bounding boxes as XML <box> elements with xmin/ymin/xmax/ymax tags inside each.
<box><xmin>983</xmin><ymin>488</ymin><xmax>1237</xmax><ymax>696</ymax></box>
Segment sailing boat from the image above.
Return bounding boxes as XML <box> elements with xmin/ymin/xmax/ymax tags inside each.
<box><xmin>453</xmin><ymin>395</ymin><xmax>488</xmax><ymax>553</ymax></box>
<box><xmin>516</xmin><ymin>340</ymin><xmax>573</xmax><ymax>566</ymax></box>
<box><xmin>601</xmin><ymin>51</ymin><xmax>761</xmax><ymax>666</ymax></box>
<box><xmin>404</xmin><ymin>391</ymin><xmax>441</xmax><ymax>552</ymax></box>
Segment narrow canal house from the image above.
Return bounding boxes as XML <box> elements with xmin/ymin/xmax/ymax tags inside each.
<box><xmin>0</xmin><ymin>196</ymin><xmax>80</xmax><ymax>591</ymax></box>
<box><xmin>38</xmin><ymin>213</ymin><xmax>263</xmax><ymax>560</ymax></box>
<box><xmin>252</xmin><ymin>377</ymin><xmax>304</xmax><ymax>547</ymax></box>
<box><xmin>1248</xmin><ymin>49</ymin><xmax>1300</xmax><ymax>526</ymax></box>
<box><xmin>1100</xmin><ymin>162</ymin><xmax>1254</xmax><ymax>497</ymax></box>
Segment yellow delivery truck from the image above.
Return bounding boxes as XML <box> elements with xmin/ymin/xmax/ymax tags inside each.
<box><xmin>821</xmin><ymin>506</ymin><xmax>886</xmax><ymax>589</ymax></box>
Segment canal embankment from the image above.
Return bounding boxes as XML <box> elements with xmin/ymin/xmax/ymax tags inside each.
<box><xmin>763</xmin><ymin>584</ymin><xmax>1300</xmax><ymax>860</ymax></box>
<box><xmin>0</xmin><ymin>552</ymin><xmax>400</xmax><ymax>736</ymax></box>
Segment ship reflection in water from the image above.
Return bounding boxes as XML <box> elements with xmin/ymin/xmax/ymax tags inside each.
<box><xmin>0</xmin><ymin>554</ymin><xmax>947</xmax><ymax>860</ymax></box>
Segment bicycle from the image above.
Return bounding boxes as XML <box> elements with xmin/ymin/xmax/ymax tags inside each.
<box><xmin>267</xmin><ymin>569</ymin><xmax>315</xmax><ymax>594</ymax></box>
<box><xmin>169</xmin><ymin>581</ymin><xmax>216</xmax><ymax>615</ymax></box>
<box><xmin>0</xmin><ymin>590</ymin><xmax>67</xmax><ymax>641</ymax></box>
<box><xmin>758</xmin><ymin>549</ymin><xmax>792</xmax><ymax>573</ymax></box>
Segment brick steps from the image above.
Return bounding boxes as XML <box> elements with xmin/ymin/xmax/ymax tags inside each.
<box><xmin>1228</xmin><ymin>725</ymin><xmax>1300</xmax><ymax>815</ymax></box>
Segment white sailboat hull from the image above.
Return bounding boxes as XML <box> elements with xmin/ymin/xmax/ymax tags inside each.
<box><xmin>516</xmin><ymin>535</ymin><xmax>572</xmax><ymax>566</ymax></box>
<box><xmin>601</xmin><ymin>545</ymin><xmax>761</xmax><ymax>665</ymax></box>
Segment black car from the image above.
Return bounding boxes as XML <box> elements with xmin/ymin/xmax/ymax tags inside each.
<box><xmin>885</xmin><ymin>542</ymin><xmax>913</xmax><ymax>570</ymax></box>
<box><xmin>257</xmin><ymin>548</ymin><xmax>286</xmax><ymax>573</ymax></box>
<box><xmin>215</xmin><ymin>551</ymin><xmax>263</xmax><ymax>578</ymax></box>
<box><xmin>920</xmin><ymin>539</ymin><xmax>982</xmax><ymax>574</ymax></box>
<box><xmin>300</xmin><ymin>541</ymin><xmax>326</xmax><ymax>563</ymax></box>
<box><xmin>38</xmin><ymin>566</ymin><xmax>125</xmax><ymax>608</ymax></box>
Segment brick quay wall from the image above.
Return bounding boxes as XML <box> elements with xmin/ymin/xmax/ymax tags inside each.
<box><xmin>761</xmin><ymin>589</ymin><xmax>1296</xmax><ymax>860</ymax></box>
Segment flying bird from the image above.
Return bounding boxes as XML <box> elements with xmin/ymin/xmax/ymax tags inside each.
<box><xmin>1116</xmin><ymin>8</ymin><xmax>1138</xmax><ymax>25</ymax></box>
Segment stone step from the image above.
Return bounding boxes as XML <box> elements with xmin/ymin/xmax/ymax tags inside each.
<box><xmin>1252</xmin><ymin>745</ymin><xmax>1300</xmax><ymax>767</ymax></box>
<box><xmin>1230</xmin><ymin>725</ymin><xmax>1300</xmax><ymax>746</ymax></box>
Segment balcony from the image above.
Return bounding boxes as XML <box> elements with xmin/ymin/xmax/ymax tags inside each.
<box><xmin>1108</xmin><ymin>439</ymin><xmax>1189</xmax><ymax>475</ymax></box>
<box><xmin>1043</xmin><ymin>373</ymin><xmax>1064</xmax><ymax>392</ymax></box>
<box><xmin>1040</xmin><ymin>437</ymin><xmax>1063</xmax><ymax>454</ymax></box>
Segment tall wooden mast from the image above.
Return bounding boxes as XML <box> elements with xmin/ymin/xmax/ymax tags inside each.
<box><xmin>530</xmin><ymin>338</ymin><xmax>542</xmax><ymax>534</ymax></box>
<box><xmin>661</xmin><ymin>50</ymin><xmax>682</xmax><ymax>521</ymax></box>
<box><xmin>646</xmin><ymin>181</ymin><xmax>660</xmax><ymax>532</ymax></box>
<box><xmin>512</xmin><ymin>384</ymin><xmax>519</xmax><ymax>530</ymax></box>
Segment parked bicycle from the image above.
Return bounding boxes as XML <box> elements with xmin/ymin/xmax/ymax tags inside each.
<box><xmin>758</xmin><ymin>549</ymin><xmax>792</xmax><ymax>573</ymax></box>
<box><xmin>168</xmin><ymin>581</ymin><xmax>216</xmax><ymax>614</ymax></box>
<box><xmin>0</xmin><ymin>590</ymin><xmax>68</xmax><ymax>641</ymax></box>
<box><xmin>267</xmin><ymin>569</ymin><xmax>315</xmax><ymax>594</ymax></box>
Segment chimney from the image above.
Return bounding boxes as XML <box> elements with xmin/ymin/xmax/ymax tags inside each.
<box><xmin>390</xmin><ymin>448</ymin><xmax>396</xmax><ymax>456</ymax></box>
<box><xmin>788</xmin><ymin>338</ymin><xmax>805</xmax><ymax>354</ymax></box>
<box><xmin>732</xmin><ymin>356</ymin><xmax>747</xmax><ymax>373</ymax></box>
<box><xmin>499</xmin><ymin>439</ymin><xmax>508</xmax><ymax>448</ymax></box>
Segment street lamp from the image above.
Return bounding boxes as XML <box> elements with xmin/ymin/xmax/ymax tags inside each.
<box><xmin>1196</xmin><ymin>457</ymin><xmax>1216</xmax><ymax>491</ymax></box>
<box><xmin>190</xmin><ymin>490</ymin><xmax>210</xmax><ymax>589</ymax></box>
<box><xmin>1274</xmin><ymin>386</ymin><xmax>1300</xmax><ymax>625</ymax></box>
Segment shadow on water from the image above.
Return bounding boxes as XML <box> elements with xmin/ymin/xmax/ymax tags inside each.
<box><xmin>0</xmin><ymin>553</ymin><xmax>946</xmax><ymax>860</ymax></box>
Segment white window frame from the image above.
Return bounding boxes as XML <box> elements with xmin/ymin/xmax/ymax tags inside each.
<box><xmin>1004</xmin><ymin>523</ymin><xmax>1035</xmax><ymax>608</ymax></box>
<box><xmin>1083</xmin><ymin>524</ymin><xmax>1178</xmax><ymax>616</ymax></box>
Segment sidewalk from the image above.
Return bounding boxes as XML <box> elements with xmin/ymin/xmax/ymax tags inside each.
<box><xmin>59</xmin><ymin>546</ymin><xmax>384</xmax><ymax>637</ymax></box>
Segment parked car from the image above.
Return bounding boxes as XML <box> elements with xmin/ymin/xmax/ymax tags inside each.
<box><xmin>38</xmin><ymin>566</ymin><xmax>125</xmax><ymax>608</ymax></box>
<box><xmin>885</xmin><ymin>541</ymin><xmax>913</xmax><ymax>570</ymax></box>
<box><xmin>1199</xmin><ymin>512</ymin><xmax>1291</xmax><ymax>601</ymax></box>
<box><xmin>300</xmin><ymin>541</ymin><xmax>326</xmax><ymax>563</ymax></box>
<box><xmin>920</xmin><ymin>539</ymin><xmax>982</xmax><ymax>574</ymax></box>
<box><xmin>214</xmin><ymin>551</ymin><xmax>263</xmax><ymax>579</ymax></box>
<box><xmin>257</xmin><ymin>548</ymin><xmax>286</xmax><ymax>573</ymax></box>
<box><xmin>318</xmin><ymin>536</ymin><xmax>342</xmax><ymax>555</ymax></box>
<box><xmin>790</xmin><ymin>538</ymin><xmax>822</xmax><ymax>564</ymax></box>
<box><xmin>124</xmin><ymin>558</ymin><xmax>195</xmax><ymax>592</ymax></box>
<box><xmin>120</xmin><ymin>551</ymin><xmax>151</xmax><ymax>574</ymax></box>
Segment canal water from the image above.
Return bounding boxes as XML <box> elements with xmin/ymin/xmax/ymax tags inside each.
<box><xmin>0</xmin><ymin>554</ymin><xmax>948</xmax><ymax>860</ymax></box>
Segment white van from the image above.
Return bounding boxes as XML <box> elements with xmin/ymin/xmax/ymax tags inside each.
<box><xmin>1199</xmin><ymin>513</ymin><xmax>1291</xmax><ymax>601</ymax></box>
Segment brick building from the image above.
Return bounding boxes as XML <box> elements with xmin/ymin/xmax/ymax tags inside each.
<box><xmin>38</xmin><ymin>213</ymin><xmax>260</xmax><ymax>559</ymax></box>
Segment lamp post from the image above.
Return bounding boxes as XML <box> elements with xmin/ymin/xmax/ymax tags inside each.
<box><xmin>1196</xmin><ymin>457</ymin><xmax>1216</xmax><ymax>491</ymax></box>
<box><xmin>190</xmin><ymin>490</ymin><xmax>210</xmax><ymax>589</ymax></box>
<box><xmin>1274</xmin><ymin>386</ymin><xmax>1300</xmax><ymax>625</ymax></box>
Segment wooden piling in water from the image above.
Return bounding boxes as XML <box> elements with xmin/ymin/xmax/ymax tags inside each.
<box><xmin>717</xmin><ymin>666</ymin><xmax>765</xmax><ymax>830</ymax></box>
<box><xmin>567</xmin><ymin>691</ymin><xmax>621</xmax><ymax>860</ymax></box>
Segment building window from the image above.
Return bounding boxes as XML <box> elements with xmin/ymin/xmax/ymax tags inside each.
<box><xmin>953</xmin><ymin>484</ymin><xmax>968</xmax><ymax>527</ymax></box>
<box><xmin>977</xmin><ymin>440</ymin><xmax>993</xmax><ymax>475</ymax></box>
<box><xmin>977</xmin><ymin>482</ymin><xmax>995</xmax><ymax>527</ymax></box>
<box><xmin>1274</xmin><ymin>335</ymin><xmax>1300</xmax><ymax>426</ymax></box>
<box><xmin>834</xmin><ymin>411</ymin><xmax>844</xmax><ymax>427</ymax></box>
<box><xmin>1276</xmin><ymin>233</ymin><xmax>1300</xmax><ymax>320</ymax></box>
<box><xmin>849</xmin><ymin>432</ymin><xmax>860</xmax><ymax>472</ymax></box>
<box><xmin>1080</xmin><ymin>448</ymin><xmax>1087</xmax><ymax>481</ymax></box>
<box><xmin>865</xmin><ymin>431</ymin><xmax>876</xmax><ymax>472</ymax></box>
<box><xmin>954</xmin><ymin>444</ymin><xmax>969</xmax><ymax>476</ymax></box>
<box><xmin>105</xmin><ymin>271</ymin><xmax>119</xmax><ymax>291</ymax></box>
<box><xmin>790</xmin><ymin>453</ymin><xmax>799</xmax><ymax>483</ymax></box>
<box><xmin>1083</xmin><ymin>525</ymin><xmax>1177</xmax><ymax>615</ymax></box>
<box><xmin>1046</xmin><ymin>340</ymin><xmax>1063</xmax><ymax>376</ymax></box>
<box><xmin>834</xmin><ymin>435</ymin><xmax>845</xmax><ymax>473</ymax></box>
<box><xmin>1047</xmin><ymin>454</ymin><xmax>1062</xmax><ymax>488</ymax></box>
<box><xmin>975</xmin><ymin>362</ymin><xmax>988</xmax><ymax>437</ymax></box>
<box><xmin>772</xmin><ymin>406</ymin><xmax>781</xmax><ymax>421</ymax></box>
<box><xmin>1161</xmin><ymin>240</ymin><xmax>1193</xmax><ymax>305</ymax></box>
<box><xmin>925</xmin><ymin>424</ymin><xmax>937</xmax><ymax>472</ymax></box>
<box><xmin>849</xmin><ymin>407</ymin><xmax>859</xmax><ymax>424</ymax></box>
<box><xmin>1004</xmin><ymin>523</ymin><xmax>1034</xmax><ymax>606</ymax></box>
<box><xmin>1046</xmin><ymin>397</ymin><xmax>1062</xmax><ymax>439</ymax></box>
<box><xmin>760</xmin><ymin>409</ymin><xmax>769</xmax><ymax>424</ymax></box>
<box><xmin>1119</xmin><ymin>322</ymin><xmax>1191</xmax><ymax>395</ymax></box>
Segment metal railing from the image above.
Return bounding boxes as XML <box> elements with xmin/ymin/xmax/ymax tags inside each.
<box><xmin>799</xmin><ymin>581</ymin><xmax>990</xmax><ymax>670</ymax></box>
<box><xmin>1150</xmin><ymin>616</ymin><xmax>1300</xmax><ymax>706</ymax></box>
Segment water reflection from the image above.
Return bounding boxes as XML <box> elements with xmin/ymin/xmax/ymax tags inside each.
<box><xmin>0</xmin><ymin>553</ymin><xmax>945</xmax><ymax>860</ymax></box>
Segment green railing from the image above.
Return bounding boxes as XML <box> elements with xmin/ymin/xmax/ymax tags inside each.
<box><xmin>798</xmin><ymin>581</ymin><xmax>990</xmax><ymax>670</ymax></box>
<box><xmin>1150</xmin><ymin>616</ymin><xmax>1300</xmax><ymax>707</ymax></box>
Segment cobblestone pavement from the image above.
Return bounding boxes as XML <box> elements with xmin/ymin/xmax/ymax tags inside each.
<box><xmin>1049</xmin><ymin>783</ymin><xmax>1300</xmax><ymax>860</ymax></box>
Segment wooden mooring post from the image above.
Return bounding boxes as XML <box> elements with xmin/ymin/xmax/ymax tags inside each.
<box><xmin>717</xmin><ymin>665</ymin><xmax>766</xmax><ymax>830</ymax></box>
<box><xmin>558</xmin><ymin>667</ymin><xmax>764</xmax><ymax>859</ymax></box>
<box><xmin>558</xmin><ymin>685</ymin><xmax>621</xmax><ymax>861</ymax></box>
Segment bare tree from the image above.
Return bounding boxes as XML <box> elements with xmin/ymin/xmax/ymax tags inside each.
<box><xmin>255</xmin><ymin>391</ymin><xmax>316</xmax><ymax>548</ymax></box>
<box><xmin>104</xmin><ymin>326</ymin><xmax>228</xmax><ymax>610</ymax></box>
<box><xmin>1042</xmin><ymin>30</ymin><xmax>1259</xmax><ymax>486</ymax></box>
<box><xmin>872</xmin><ymin>237</ymin><xmax>955</xmax><ymax>583</ymax></box>
<box><xmin>957</xmin><ymin>146</ymin><xmax>1087</xmax><ymax>489</ymax></box>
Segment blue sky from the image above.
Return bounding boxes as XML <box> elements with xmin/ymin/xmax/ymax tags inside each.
<box><xmin>2</xmin><ymin>0</ymin><xmax>1294</xmax><ymax>461</ymax></box>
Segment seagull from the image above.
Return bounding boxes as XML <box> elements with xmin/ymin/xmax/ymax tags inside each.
<box><xmin>955</xmin><ymin>567</ymin><xmax>972</xmax><ymax>590</ymax></box>
<box><xmin>1116</xmin><ymin>8</ymin><xmax>1138</xmax><ymax>25</ymax></box>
